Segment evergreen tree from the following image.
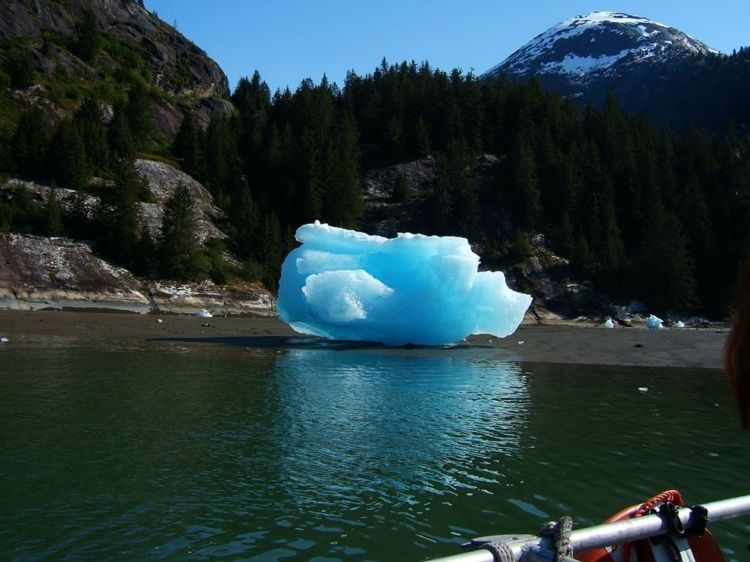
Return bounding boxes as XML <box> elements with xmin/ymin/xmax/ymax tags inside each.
<box><xmin>444</xmin><ymin>140</ymin><xmax>479</xmax><ymax>237</ymax></box>
<box><xmin>428</xmin><ymin>158</ymin><xmax>454</xmax><ymax>235</ymax></box>
<box><xmin>384</xmin><ymin>116</ymin><xmax>404</xmax><ymax>161</ymax></box>
<box><xmin>159</xmin><ymin>182</ymin><xmax>202</xmax><ymax>280</ymax></box>
<box><xmin>557</xmin><ymin>211</ymin><xmax>575</xmax><ymax>258</ymax></box>
<box><xmin>5</xmin><ymin>185</ymin><xmax>42</xmax><ymax>233</ymax></box>
<box><xmin>49</xmin><ymin>119</ymin><xmax>87</xmax><ymax>190</ymax></box>
<box><xmin>173</xmin><ymin>112</ymin><xmax>203</xmax><ymax>178</ymax></box>
<box><xmin>125</xmin><ymin>84</ymin><xmax>153</xmax><ymax>150</ymax></box>
<box><xmin>108</xmin><ymin>103</ymin><xmax>135</xmax><ymax>159</ymax></box>
<box><xmin>230</xmin><ymin>183</ymin><xmax>261</xmax><ymax>258</ymax></box>
<box><xmin>577</xmin><ymin>141</ymin><xmax>624</xmax><ymax>289</ymax></box>
<box><xmin>74</xmin><ymin>96</ymin><xmax>109</xmax><ymax>175</ymax></box>
<box><xmin>203</xmin><ymin>115</ymin><xmax>241</xmax><ymax>207</ymax></box>
<box><xmin>4</xmin><ymin>46</ymin><xmax>34</xmax><ymax>89</ymax></box>
<box><xmin>258</xmin><ymin>212</ymin><xmax>287</xmax><ymax>290</ymax></box>
<box><xmin>11</xmin><ymin>108</ymin><xmax>49</xmax><ymax>179</ymax></box>
<box><xmin>0</xmin><ymin>132</ymin><xmax>12</xmax><ymax>175</ymax></box>
<box><xmin>393</xmin><ymin>172</ymin><xmax>411</xmax><ymax>203</ymax></box>
<box><xmin>99</xmin><ymin>159</ymin><xmax>143</xmax><ymax>268</ymax></box>
<box><xmin>410</xmin><ymin>116</ymin><xmax>431</xmax><ymax>158</ymax></box>
<box><xmin>638</xmin><ymin>208</ymin><xmax>697</xmax><ymax>312</ymax></box>
<box><xmin>42</xmin><ymin>188</ymin><xmax>63</xmax><ymax>236</ymax></box>
<box><xmin>0</xmin><ymin>196</ymin><xmax>11</xmax><ymax>233</ymax></box>
<box><xmin>511</xmin><ymin>136</ymin><xmax>541</xmax><ymax>228</ymax></box>
<box><xmin>320</xmin><ymin>112</ymin><xmax>363</xmax><ymax>228</ymax></box>
<box><xmin>232</xmin><ymin>71</ymin><xmax>271</xmax><ymax>174</ymax></box>
<box><xmin>72</xmin><ymin>8</ymin><xmax>101</xmax><ymax>62</ymax></box>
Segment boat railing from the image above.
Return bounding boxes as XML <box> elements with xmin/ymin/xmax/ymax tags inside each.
<box><xmin>426</xmin><ymin>494</ymin><xmax>750</xmax><ymax>562</ymax></box>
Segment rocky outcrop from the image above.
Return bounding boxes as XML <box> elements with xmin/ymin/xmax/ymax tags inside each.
<box><xmin>148</xmin><ymin>281</ymin><xmax>275</xmax><ymax>316</ymax></box>
<box><xmin>0</xmin><ymin>0</ymin><xmax>228</xmax><ymax>97</ymax></box>
<box><xmin>0</xmin><ymin>233</ymin><xmax>276</xmax><ymax>315</ymax></box>
<box><xmin>133</xmin><ymin>158</ymin><xmax>226</xmax><ymax>243</ymax></box>
<box><xmin>2</xmin><ymin>158</ymin><xmax>227</xmax><ymax>244</ymax></box>
<box><xmin>362</xmin><ymin>153</ymin><xmax>501</xmax><ymax>237</ymax></box>
<box><xmin>361</xmin><ymin>154</ymin><xmax>441</xmax><ymax>237</ymax></box>
<box><xmin>0</xmin><ymin>0</ymin><xmax>233</xmax><ymax>137</ymax></box>
<box><xmin>0</xmin><ymin>233</ymin><xmax>151</xmax><ymax>312</ymax></box>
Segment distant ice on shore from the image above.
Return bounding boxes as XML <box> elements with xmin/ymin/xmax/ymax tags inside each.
<box><xmin>277</xmin><ymin>221</ymin><xmax>532</xmax><ymax>346</ymax></box>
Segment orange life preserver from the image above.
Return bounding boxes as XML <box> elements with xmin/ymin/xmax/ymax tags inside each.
<box><xmin>576</xmin><ymin>490</ymin><xmax>725</xmax><ymax>562</ymax></box>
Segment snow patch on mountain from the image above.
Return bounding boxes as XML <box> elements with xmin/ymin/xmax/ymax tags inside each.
<box><xmin>485</xmin><ymin>11</ymin><xmax>718</xmax><ymax>79</ymax></box>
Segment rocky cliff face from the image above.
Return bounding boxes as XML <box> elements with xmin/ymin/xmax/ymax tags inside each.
<box><xmin>133</xmin><ymin>159</ymin><xmax>226</xmax><ymax>243</ymax></box>
<box><xmin>0</xmin><ymin>0</ymin><xmax>228</xmax><ymax>96</ymax></box>
<box><xmin>2</xmin><ymin>158</ymin><xmax>227</xmax><ymax>244</ymax></box>
<box><xmin>0</xmin><ymin>232</ymin><xmax>150</xmax><ymax>311</ymax></box>
<box><xmin>0</xmin><ymin>0</ymin><xmax>233</xmax><ymax>136</ymax></box>
<box><xmin>0</xmin><ymin>232</ymin><xmax>276</xmax><ymax>315</ymax></box>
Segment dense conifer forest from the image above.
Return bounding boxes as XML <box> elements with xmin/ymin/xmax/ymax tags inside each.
<box><xmin>1</xmin><ymin>45</ymin><xmax>749</xmax><ymax>316</ymax></box>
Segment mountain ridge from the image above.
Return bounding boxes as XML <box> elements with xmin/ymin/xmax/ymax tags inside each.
<box><xmin>482</xmin><ymin>11</ymin><xmax>733</xmax><ymax>129</ymax></box>
<box><xmin>486</xmin><ymin>12</ymin><xmax>717</xmax><ymax>80</ymax></box>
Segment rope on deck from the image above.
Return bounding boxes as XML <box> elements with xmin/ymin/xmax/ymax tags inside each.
<box><xmin>473</xmin><ymin>515</ymin><xmax>578</xmax><ymax>562</ymax></box>
<box><xmin>541</xmin><ymin>515</ymin><xmax>575</xmax><ymax>562</ymax></box>
<box><xmin>478</xmin><ymin>540</ymin><xmax>514</xmax><ymax>562</ymax></box>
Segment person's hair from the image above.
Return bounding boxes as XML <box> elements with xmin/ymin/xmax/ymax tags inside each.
<box><xmin>725</xmin><ymin>254</ymin><xmax>750</xmax><ymax>429</ymax></box>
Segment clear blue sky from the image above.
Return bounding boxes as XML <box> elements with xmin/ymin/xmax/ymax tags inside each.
<box><xmin>144</xmin><ymin>0</ymin><xmax>749</xmax><ymax>94</ymax></box>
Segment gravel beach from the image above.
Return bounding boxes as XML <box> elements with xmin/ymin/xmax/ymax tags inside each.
<box><xmin>0</xmin><ymin>309</ymin><xmax>729</xmax><ymax>370</ymax></box>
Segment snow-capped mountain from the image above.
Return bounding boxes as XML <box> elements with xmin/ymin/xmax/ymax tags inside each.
<box><xmin>483</xmin><ymin>12</ymin><xmax>722</xmax><ymax>124</ymax></box>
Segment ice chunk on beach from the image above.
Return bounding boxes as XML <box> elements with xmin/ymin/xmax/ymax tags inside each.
<box><xmin>646</xmin><ymin>314</ymin><xmax>663</xmax><ymax>330</ymax></box>
<box><xmin>277</xmin><ymin>221</ymin><xmax>532</xmax><ymax>346</ymax></box>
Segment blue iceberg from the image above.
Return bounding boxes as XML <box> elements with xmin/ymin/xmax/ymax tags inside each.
<box><xmin>277</xmin><ymin>221</ymin><xmax>532</xmax><ymax>346</ymax></box>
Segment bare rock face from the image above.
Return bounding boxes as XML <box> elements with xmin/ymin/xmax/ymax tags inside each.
<box><xmin>0</xmin><ymin>233</ymin><xmax>151</xmax><ymax>312</ymax></box>
<box><xmin>0</xmin><ymin>0</ymin><xmax>232</xmax><ymax>138</ymax></box>
<box><xmin>361</xmin><ymin>153</ymin><xmax>500</xmax><ymax>237</ymax></box>
<box><xmin>148</xmin><ymin>281</ymin><xmax>276</xmax><ymax>316</ymax></box>
<box><xmin>361</xmin><ymin>153</ymin><xmax>442</xmax><ymax>237</ymax></box>
<box><xmin>134</xmin><ymin>158</ymin><xmax>226</xmax><ymax>243</ymax></box>
<box><xmin>0</xmin><ymin>0</ymin><xmax>228</xmax><ymax>97</ymax></box>
<box><xmin>0</xmin><ymin>233</ymin><xmax>277</xmax><ymax>315</ymax></box>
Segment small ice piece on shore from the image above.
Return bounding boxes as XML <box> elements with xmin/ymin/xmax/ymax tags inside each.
<box><xmin>638</xmin><ymin>387</ymin><xmax>649</xmax><ymax>392</ymax></box>
<box><xmin>0</xmin><ymin>336</ymin><xmax>8</xmax><ymax>343</ymax></box>
<box><xmin>646</xmin><ymin>314</ymin><xmax>663</xmax><ymax>330</ymax></box>
<box><xmin>603</xmin><ymin>316</ymin><xmax>614</xmax><ymax>329</ymax></box>
<box><xmin>675</xmin><ymin>320</ymin><xmax>686</xmax><ymax>328</ymax></box>
<box><xmin>277</xmin><ymin>221</ymin><xmax>532</xmax><ymax>346</ymax></box>
<box><xmin>196</xmin><ymin>309</ymin><xmax>213</xmax><ymax>318</ymax></box>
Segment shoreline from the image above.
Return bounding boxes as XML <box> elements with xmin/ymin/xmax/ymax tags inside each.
<box><xmin>0</xmin><ymin>309</ymin><xmax>729</xmax><ymax>370</ymax></box>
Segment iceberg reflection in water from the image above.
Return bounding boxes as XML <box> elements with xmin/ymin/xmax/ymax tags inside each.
<box><xmin>267</xmin><ymin>345</ymin><xmax>529</xmax><ymax>522</ymax></box>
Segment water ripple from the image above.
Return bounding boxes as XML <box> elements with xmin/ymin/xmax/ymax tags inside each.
<box><xmin>1</xmin><ymin>347</ymin><xmax>747</xmax><ymax>561</ymax></box>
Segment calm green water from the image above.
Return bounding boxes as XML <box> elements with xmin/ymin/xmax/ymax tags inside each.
<box><xmin>1</xmin><ymin>337</ymin><xmax>749</xmax><ymax>562</ymax></box>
